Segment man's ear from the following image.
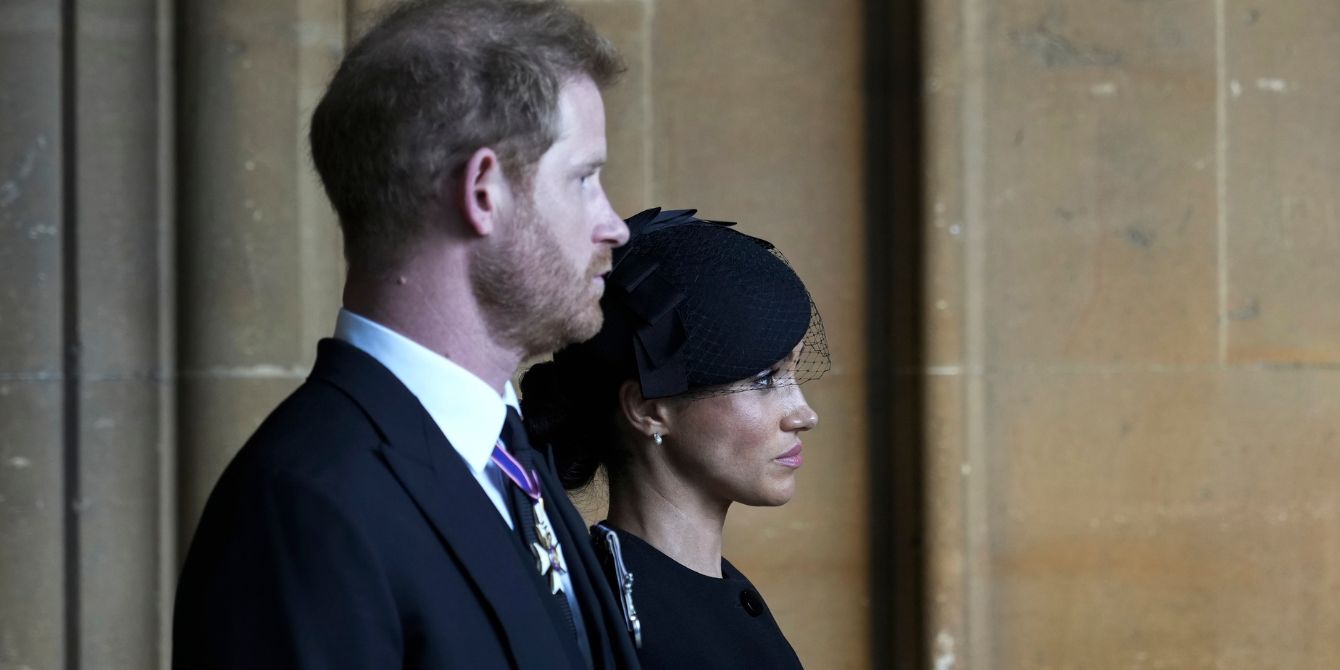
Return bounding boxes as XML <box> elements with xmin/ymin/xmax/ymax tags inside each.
<box><xmin>458</xmin><ymin>146</ymin><xmax>509</xmax><ymax>237</ymax></box>
<box><xmin>618</xmin><ymin>379</ymin><xmax>672</xmax><ymax>441</ymax></box>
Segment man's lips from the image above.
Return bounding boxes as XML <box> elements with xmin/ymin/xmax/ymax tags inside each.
<box><xmin>774</xmin><ymin>443</ymin><xmax>804</xmax><ymax>468</ymax></box>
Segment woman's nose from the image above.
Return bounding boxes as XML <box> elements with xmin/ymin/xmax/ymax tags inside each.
<box><xmin>782</xmin><ymin>388</ymin><xmax>819</xmax><ymax>432</ymax></box>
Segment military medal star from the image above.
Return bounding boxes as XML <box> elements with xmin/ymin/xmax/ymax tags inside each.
<box><xmin>530</xmin><ymin>498</ymin><xmax>567</xmax><ymax>594</ymax></box>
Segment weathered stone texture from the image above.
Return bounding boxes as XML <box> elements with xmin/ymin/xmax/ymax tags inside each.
<box><xmin>1</xmin><ymin>2</ymin><xmax>66</xmax><ymax>668</ymax></box>
<box><xmin>927</xmin><ymin>0</ymin><xmax>1340</xmax><ymax>666</ymax></box>
<box><xmin>1224</xmin><ymin>0</ymin><xmax>1340</xmax><ymax>363</ymax></box>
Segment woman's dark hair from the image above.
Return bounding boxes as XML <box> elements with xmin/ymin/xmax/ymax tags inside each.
<box><xmin>520</xmin><ymin>208</ymin><xmax>830</xmax><ymax>490</ymax></box>
<box><xmin>520</xmin><ymin>356</ymin><xmax>626</xmax><ymax>490</ymax></box>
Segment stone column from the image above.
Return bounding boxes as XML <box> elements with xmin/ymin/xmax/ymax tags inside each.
<box><xmin>0</xmin><ymin>1</ymin><xmax>66</xmax><ymax>668</ymax></box>
<box><xmin>75</xmin><ymin>1</ymin><xmax>174</xmax><ymax>667</ymax></box>
<box><xmin>175</xmin><ymin>0</ymin><xmax>345</xmax><ymax>546</ymax></box>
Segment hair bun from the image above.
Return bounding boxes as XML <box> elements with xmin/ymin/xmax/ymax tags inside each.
<box><xmin>519</xmin><ymin>359</ymin><xmax>616</xmax><ymax>490</ymax></box>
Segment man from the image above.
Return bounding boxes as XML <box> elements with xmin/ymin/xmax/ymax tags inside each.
<box><xmin>172</xmin><ymin>1</ymin><xmax>640</xmax><ymax>668</ymax></box>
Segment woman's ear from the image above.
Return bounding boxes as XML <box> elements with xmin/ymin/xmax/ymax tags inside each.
<box><xmin>617</xmin><ymin>379</ymin><xmax>672</xmax><ymax>441</ymax></box>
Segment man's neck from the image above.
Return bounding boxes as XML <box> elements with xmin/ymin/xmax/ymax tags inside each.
<box><xmin>342</xmin><ymin>256</ymin><xmax>523</xmax><ymax>394</ymax></box>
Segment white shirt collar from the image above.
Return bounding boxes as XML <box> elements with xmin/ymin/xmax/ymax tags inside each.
<box><xmin>333</xmin><ymin>308</ymin><xmax>518</xmax><ymax>475</ymax></box>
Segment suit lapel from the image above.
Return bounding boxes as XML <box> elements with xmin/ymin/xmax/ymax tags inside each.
<box><xmin>309</xmin><ymin>339</ymin><xmax>583</xmax><ymax>670</ymax></box>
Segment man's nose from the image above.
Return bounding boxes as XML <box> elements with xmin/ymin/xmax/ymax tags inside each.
<box><xmin>597</xmin><ymin>196</ymin><xmax>630</xmax><ymax>247</ymax></box>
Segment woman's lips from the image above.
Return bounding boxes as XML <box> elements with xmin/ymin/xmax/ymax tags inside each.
<box><xmin>774</xmin><ymin>443</ymin><xmax>804</xmax><ymax>469</ymax></box>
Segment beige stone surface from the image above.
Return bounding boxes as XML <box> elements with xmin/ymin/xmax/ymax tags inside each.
<box><xmin>74</xmin><ymin>2</ymin><xmax>172</xmax><ymax>667</ymax></box>
<box><xmin>983</xmin><ymin>368</ymin><xmax>1340</xmax><ymax>668</ymax></box>
<box><xmin>176</xmin><ymin>0</ymin><xmax>345</xmax><ymax>542</ymax></box>
<box><xmin>923</xmin><ymin>375</ymin><xmax>967</xmax><ymax>668</ymax></box>
<box><xmin>1223</xmin><ymin>0</ymin><xmax>1340</xmax><ymax>364</ymax></box>
<box><xmin>1</xmin><ymin>2</ymin><xmax>65</xmax><ymax>668</ymax></box>
<box><xmin>0</xmin><ymin>0</ymin><xmax>63</xmax><ymax>374</ymax></box>
<box><xmin>924</xmin><ymin>0</ymin><xmax>967</xmax><ymax>370</ymax></box>
<box><xmin>981</xmin><ymin>0</ymin><xmax>1219</xmax><ymax>366</ymax></box>
<box><xmin>80</xmin><ymin>381</ymin><xmax>164</xmax><ymax>668</ymax></box>
<box><xmin>927</xmin><ymin>0</ymin><xmax>1340</xmax><ymax>667</ymax></box>
<box><xmin>0</xmin><ymin>383</ymin><xmax>64</xmax><ymax>670</ymax></box>
<box><xmin>177</xmin><ymin>0</ymin><xmax>344</xmax><ymax>371</ymax></box>
<box><xmin>572</xmin><ymin>0</ymin><xmax>650</xmax><ymax>216</ymax></box>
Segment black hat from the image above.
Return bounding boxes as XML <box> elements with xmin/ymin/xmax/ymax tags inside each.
<box><xmin>554</xmin><ymin>207</ymin><xmax>829</xmax><ymax>399</ymax></box>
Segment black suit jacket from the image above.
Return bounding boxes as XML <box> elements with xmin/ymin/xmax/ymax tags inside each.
<box><xmin>173</xmin><ymin>339</ymin><xmax>641</xmax><ymax>669</ymax></box>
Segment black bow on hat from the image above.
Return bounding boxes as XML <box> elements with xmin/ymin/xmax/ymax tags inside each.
<box><xmin>608</xmin><ymin>208</ymin><xmax>734</xmax><ymax>397</ymax></box>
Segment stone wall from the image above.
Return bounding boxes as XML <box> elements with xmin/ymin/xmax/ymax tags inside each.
<box><xmin>0</xmin><ymin>1</ymin><xmax>871</xmax><ymax>668</ymax></box>
<box><xmin>924</xmin><ymin>1</ymin><xmax>1340</xmax><ymax>667</ymax></box>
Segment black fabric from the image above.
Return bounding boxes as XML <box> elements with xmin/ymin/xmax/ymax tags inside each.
<box><xmin>596</xmin><ymin>525</ymin><xmax>805</xmax><ymax>670</ymax></box>
<box><xmin>172</xmin><ymin>339</ymin><xmax>641</xmax><ymax>669</ymax></box>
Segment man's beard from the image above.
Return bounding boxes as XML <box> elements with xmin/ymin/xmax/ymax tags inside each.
<box><xmin>470</xmin><ymin>201</ymin><xmax>610</xmax><ymax>358</ymax></box>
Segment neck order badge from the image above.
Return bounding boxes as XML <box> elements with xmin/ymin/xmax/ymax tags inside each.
<box><xmin>491</xmin><ymin>441</ymin><xmax>569</xmax><ymax>593</ymax></box>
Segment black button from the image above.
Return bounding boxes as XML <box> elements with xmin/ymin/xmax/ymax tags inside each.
<box><xmin>739</xmin><ymin>589</ymin><xmax>764</xmax><ymax>617</ymax></box>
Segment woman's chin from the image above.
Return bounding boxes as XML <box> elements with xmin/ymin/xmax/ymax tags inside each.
<box><xmin>740</xmin><ymin>480</ymin><xmax>797</xmax><ymax>507</ymax></box>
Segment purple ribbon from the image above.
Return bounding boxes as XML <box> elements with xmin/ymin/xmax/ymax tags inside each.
<box><xmin>490</xmin><ymin>440</ymin><xmax>541</xmax><ymax>502</ymax></box>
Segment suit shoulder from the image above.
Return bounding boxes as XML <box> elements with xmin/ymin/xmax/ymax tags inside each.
<box><xmin>224</xmin><ymin>379</ymin><xmax>388</xmax><ymax>484</ymax></box>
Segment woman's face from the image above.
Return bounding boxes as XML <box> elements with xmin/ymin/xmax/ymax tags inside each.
<box><xmin>660</xmin><ymin>345</ymin><xmax>820</xmax><ymax>507</ymax></box>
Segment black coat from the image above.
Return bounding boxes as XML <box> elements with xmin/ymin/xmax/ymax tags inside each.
<box><xmin>173</xmin><ymin>339</ymin><xmax>641</xmax><ymax>670</ymax></box>
<box><xmin>602</xmin><ymin>527</ymin><xmax>804</xmax><ymax>670</ymax></box>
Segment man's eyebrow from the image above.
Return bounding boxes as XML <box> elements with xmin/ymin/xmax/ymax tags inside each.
<box><xmin>575</xmin><ymin>158</ymin><xmax>607</xmax><ymax>172</ymax></box>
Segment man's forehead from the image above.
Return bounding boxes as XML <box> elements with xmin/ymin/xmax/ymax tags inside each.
<box><xmin>548</xmin><ymin>77</ymin><xmax>607</xmax><ymax>162</ymax></box>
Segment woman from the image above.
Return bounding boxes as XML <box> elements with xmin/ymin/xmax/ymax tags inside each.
<box><xmin>521</xmin><ymin>208</ymin><xmax>829</xmax><ymax>669</ymax></box>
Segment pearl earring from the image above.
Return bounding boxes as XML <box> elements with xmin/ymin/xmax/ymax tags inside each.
<box><xmin>653</xmin><ymin>432</ymin><xmax>663</xmax><ymax>446</ymax></box>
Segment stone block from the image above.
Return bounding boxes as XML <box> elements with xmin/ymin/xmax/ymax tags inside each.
<box><xmin>923</xmin><ymin>374</ymin><xmax>967</xmax><ymax>667</ymax></box>
<box><xmin>77</xmin><ymin>0</ymin><xmax>163</xmax><ymax>375</ymax></box>
<box><xmin>0</xmin><ymin>381</ymin><xmax>64</xmax><ymax>670</ymax></box>
<box><xmin>0</xmin><ymin>0</ymin><xmax>62</xmax><ymax>374</ymax></box>
<box><xmin>1223</xmin><ymin>0</ymin><xmax>1340</xmax><ymax>363</ymax></box>
<box><xmin>178</xmin><ymin>0</ymin><xmax>344</xmax><ymax>371</ymax></box>
<box><xmin>649</xmin><ymin>0</ymin><xmax>865</xmax><ymax>330</ymax></box>
<box><xmin>925</xmin><ymin>0</ymin><xmax>967</xmax><ymax>369</ymax></box>
<box><xmin>980</xmin><ymin>0</ymin><xmax>1219</xmax><ymax>365</ymax></box>
<box><xmin>79</xmin><ymin>379</ymin><xmax>165</xmax><ymax>669</ymax></box>
<box><xmin>983</xmin><ymin>367</ymin><xmax>1340</xmax><ymax>667</ymax></box>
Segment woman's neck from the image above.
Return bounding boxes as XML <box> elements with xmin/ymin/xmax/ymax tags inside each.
<box><xmin>606</xmin><ymin>472</ymin><xmax>730</xmax><ymax>578</ymax></box>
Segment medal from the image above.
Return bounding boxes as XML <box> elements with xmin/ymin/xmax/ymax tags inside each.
<box><xmin>530</xmin><ymin>498</ymin><xmax>568</xmax><ymax>594</ymax></box>
<box><xmin>491</xmin><ymin>440</ymin><xmax>567</xmax><ymax>592</ymax></box>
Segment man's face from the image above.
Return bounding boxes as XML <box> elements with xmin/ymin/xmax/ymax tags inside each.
<box><xmin>472</xmin><ymin>76</ymin><xmax>629</xmax><ymax>356</ymax></box>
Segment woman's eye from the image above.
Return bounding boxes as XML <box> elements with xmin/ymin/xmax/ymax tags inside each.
<box><xmin>753</xmin><ymin>369</ymin><xmax>780</xmax><ymax>389</ymax></box>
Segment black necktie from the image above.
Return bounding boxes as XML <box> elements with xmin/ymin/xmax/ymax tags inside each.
<box><xmin>499</xmin><ymin>407</ymin><xmax>581</xmax><ymax>642</ymax></box>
